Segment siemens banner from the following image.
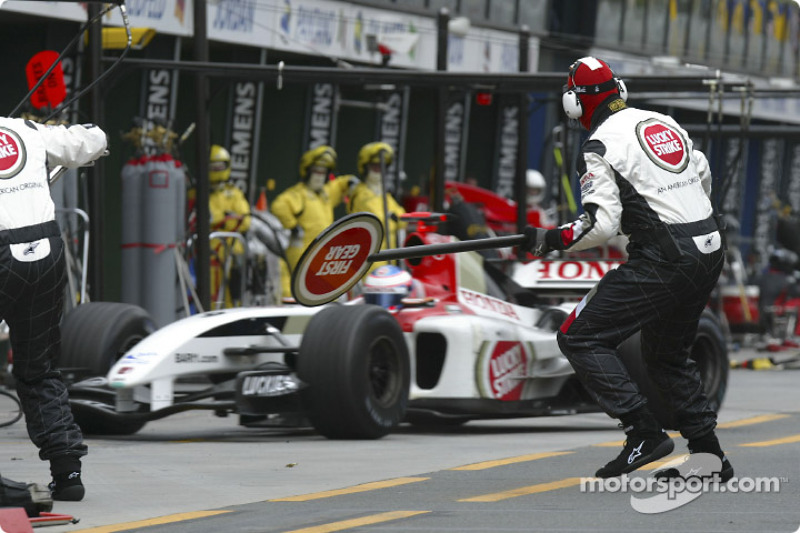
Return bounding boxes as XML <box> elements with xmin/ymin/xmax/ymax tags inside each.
<box><xmin>226</xmin><ymin>79</ymin><xmax>264</xmax><ymax>202</ymax></box>
<box><xmin>493</xmin><ymin>96</ymin><xmax>519</xmax><ymax>199</ymax></box>
<box><xmin>303</xmin><ymin>82</ymin><xmax>338</xmax><ymax>151</ymax></box>
<box><xmin>444</xmin><ymin>91</ymin><xmax>470</xmax><ymax>183</ymax></box>
<box><xmin>374</xmin><ymin>88</ymin><xmax>410</xmax><ymax>194</ymax></box>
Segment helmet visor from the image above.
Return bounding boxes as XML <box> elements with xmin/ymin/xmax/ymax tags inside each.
<box><xmin>210</xmin><ymin>160</ymin><xmax>229</xmax><ymax>172</ymax></box>
<box><xmin>364</xmin><ymin>292</ymin><xmax>405</xmax><ymax>308</ymax></box>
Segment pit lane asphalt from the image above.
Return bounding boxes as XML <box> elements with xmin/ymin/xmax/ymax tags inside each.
<box><xmin>2</xmin><ymin>349</ymin><xmax>799</xmax><ymax>533</ymax></box>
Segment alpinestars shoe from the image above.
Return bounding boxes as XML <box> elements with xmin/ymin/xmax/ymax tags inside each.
<box><xmin>596</xmin><ymin>430</ymin><xmax>674</xmax><ymax>478</ymax></box>
<box><xmin>654</xmin><ymin>430</ymin><xmax>734</xmax><ymax>482</ymax></box>
<box><xmin>49</xmin><ymin>471</ymin><xmax>84</xmax><ymax>501</ymax></box>
<box><xmin>654</xmin><ymin>455</ymin><xmax>734</xmax><ymax>483</ymax></box>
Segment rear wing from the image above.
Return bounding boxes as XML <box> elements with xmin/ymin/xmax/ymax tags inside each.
<box><xmin>511</xmin><ymin>259</ymin><xmax>624</xmax><ymax>298</ymax></box>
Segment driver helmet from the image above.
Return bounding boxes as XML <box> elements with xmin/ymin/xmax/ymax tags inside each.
<box><xmin>362</xmin><ymin>265</ymin><xmax>412</xmax><ymax>308</ymax></box>
<box><xmin>209</xmin><ymin>145</ymin><xmax>231</xmax><ymax>184</ymax></box>
<box><xmin>526</xmin><ymin>169</ymin><xmax>546</xmax><ymax>207</ymax></box>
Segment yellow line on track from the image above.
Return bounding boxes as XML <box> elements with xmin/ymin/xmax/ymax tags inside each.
<box><xmin>739</xmin><ymin>434</ymin><xmax>800</xmax><ymax>447</ymax></box>
<box><xmin>592</xmin><ymin>440</ymin><xmax>626</xmax><ymax>447</ymax></box>
<box><xmin>450</xmin><ymin>451</ymin><xmax>574</xmax><ymax>471</ymax></box>
<box><xmin>283</xmin><ymin>511</ymin><xmax>430</xmax><ymax>533</ymax></box>
<box><xmin>270</xmin><ymin>477</ymin><xmax>429</xmax><ymax>502</ymax></box>
<box><xmin>74</xmin><ymin>511</ymin><xmax>232</xmax><ymax>532</ymax></box>
<box><xmin>593</xmin><ymin>413</ymin><xmax>791</xmax><ymax>448</ymax></box>
<box><xmin>717</xmin><ymin>413</ymin><xmax>790</xmax><ymax>428</ymax></box>
<box><xmin>458</xmin><ymin>477</ymin><xmax>583</xmax><ymax>502</ymax></box>
<box><xmin>639</xmin><ymin>454</ymin><xmax>689</xmax><ymax>470</ymax></box>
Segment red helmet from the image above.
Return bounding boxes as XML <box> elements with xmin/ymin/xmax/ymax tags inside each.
<box><xmin>562</xmin><ymin>57</ymin><xmax>627</xmax><ymax>129</ymax></box>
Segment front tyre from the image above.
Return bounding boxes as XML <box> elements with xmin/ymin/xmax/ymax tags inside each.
<box><xmin>61</xmin><ymin>302</ymin><xmax>155</xmax><ymax>377</ymax></box>
<box><xmin>298</xmin><ymin>305</ymin><xmax>410</xmax><ymax>439</ymax></box>
<box><xmin>60</xmin><ymin>302</ymin><xmax>154</xmax><ymax>435</ymax></box>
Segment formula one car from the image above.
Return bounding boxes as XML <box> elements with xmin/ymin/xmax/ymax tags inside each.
<box><xmin>58</xmin><ymin>213</ymin><xmax>728</xmax><ymax>438</ymax></box>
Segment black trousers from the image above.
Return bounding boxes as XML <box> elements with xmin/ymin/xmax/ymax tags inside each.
<box><xmin>0</xmin><ymin>221</ymin><xmax>86</xmax><ymax>462</ymax></box>
<box><xmin>557</xmin><ymin>236</ymin><xmax>724</xmax><ymax>440</ymax></box>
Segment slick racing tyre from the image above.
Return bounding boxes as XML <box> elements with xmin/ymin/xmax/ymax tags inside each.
<box><xmin>61</xmin><ymin>302</ymin><xmax>154</xmax><ymax>435</ymax></box>
<box><xmin>618</xmin><ymin>308</ymin><xmax>729</xmax><ymax>430</ymax></box>
<box><xmin>298</xmin><ymin>304</ymin><xmax>410</xmax><ymax>439</ymax></box>
<box><xmin>61</xmin><ymin>302</ymin><xmax>155</xmax><ymax>377</ymax></box>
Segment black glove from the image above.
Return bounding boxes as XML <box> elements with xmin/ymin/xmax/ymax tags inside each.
<box><xmin>521</xmin><ymin>226</ymin><xmax>551</xmax><ymax>256</ymax></box>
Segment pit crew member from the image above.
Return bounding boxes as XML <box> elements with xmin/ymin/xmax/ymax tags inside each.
<box><xmin>208</xmin><ymin>144</ymin><xmax>251</xmax><ymax>308</ymax></box>
<box><xmin>521</xmin><ymin>57</ymin><xmax>731</xmax><ymax>481</ymax></box>
<box><xmin>0</xmin><ymin>116</ymin><xmax>107</xmax><ymax>501</ymax></box>
<box><xmin>347</xmin><ymin>142</ymin><xmax>406</xmax><ymax>272</ymax></box>
<box><xmin>271</xmin><ymin>146</ymin><xmax>357</xmax><ymax>300</ymax></box>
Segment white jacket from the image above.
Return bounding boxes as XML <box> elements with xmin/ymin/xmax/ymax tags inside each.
<box><xmin>0</xmin><ymin>117</ymin><xmax>107</xmax><ymax>231</ymax></box>
<box><xmin>555</xmin><ymin>106</ymin><xmax>713</xmax><ymax>252</ymax></box>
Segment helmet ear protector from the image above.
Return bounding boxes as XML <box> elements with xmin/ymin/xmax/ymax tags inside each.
<box><xmin>561</xmin><ymin>59</ymin><xmax>628</xmax><ymax>119</ymax></box>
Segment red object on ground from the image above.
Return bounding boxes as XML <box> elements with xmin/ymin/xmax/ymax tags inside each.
<box><xmin>29</xmin><ymin>512</ymin><xmax>78</xmax><ymax>527</ymax></box>
<box><xmin>0</xmin><ymin>507</ymin><xmax>34</xmax><ymax>533</ymax></box>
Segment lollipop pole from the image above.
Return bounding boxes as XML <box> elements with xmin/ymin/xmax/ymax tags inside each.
<box><xmin>369</xmin><ymin>234</ymin><xmax>525</xmax><ymax>262</ymax></box>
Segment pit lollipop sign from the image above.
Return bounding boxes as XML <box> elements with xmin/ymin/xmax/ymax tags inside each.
<box><xmin>291</xmin><ymin>212</ymin><xmax>527</xmax><ymax>306</ymax></box>
<box><xmin>291</xmin><ymin>213</ymin><xmax>384</xmax><ymax>306</ymax></box>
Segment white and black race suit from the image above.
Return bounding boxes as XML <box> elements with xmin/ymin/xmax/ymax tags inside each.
<box><xmin>0</xmin><ymin>117</ymin><xmax>106</xmax><ymax>462</ymax></box>
<box><xmin>547</xmin><ymin>101</ymin><xmax>724</xmax><ymax>440</ymax></box>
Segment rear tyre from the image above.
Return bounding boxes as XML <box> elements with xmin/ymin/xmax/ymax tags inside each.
<box><xmin>298</xmin><ymin>305</ymin><xmax>410</xmax><ymax>439</ymax></box>
<box><xmin>61</xmin><ymin>302</ymin><xmax>155</xmax><ymax>377</ymax></box>
<box><xmin>619</xmin><ymin>308</ymin><xmax>729</xmax><ymax>429</ymax></box>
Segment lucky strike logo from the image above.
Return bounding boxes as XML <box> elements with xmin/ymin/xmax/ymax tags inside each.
<box><xmin>0</xmin><ymin>128</ymin><xmax>25</xmax><ymax>179</ymax></box>
<box><xmin>485</xmin><ymin>341</ymin><xmax>527</xmax><ymax>401</ymax></box>
<box><xmin>637</xmin><ymin>119</ymin><xmax>688</xmax><ymax>173</ymax></box>
<box><xmin>304</xmin><ymin>227</ymin><xmax>370</xmax><ymax>296</ymax></box>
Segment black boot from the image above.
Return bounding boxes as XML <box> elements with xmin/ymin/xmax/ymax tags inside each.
<box><xmin>49</xmin><ymin>456</ymin><xmax>84</xmax><ymax>502</ymax></box>
<box><xmin>0</xmin><ymin>475</ymin><xmax>53</xmax><ymax>517</ymax></box>
<box><xmin>655</xmin><ymin>430</ymin><xmax>734</xmax><ymax>482</ymax></box>
<box><xmin>595</xmin><ymin>408</ymin><xmax>674</xmax><ymax>478</ymax></box>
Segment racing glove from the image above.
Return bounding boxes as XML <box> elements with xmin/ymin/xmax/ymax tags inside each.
<box><xmin>521</xmin><ymin>226</ymin><xmax>552</xmax><ymax>257</ymax></box>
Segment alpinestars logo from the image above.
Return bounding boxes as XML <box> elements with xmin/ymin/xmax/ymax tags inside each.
<box><xmin>628</xmin><ymin>442</ymin><xmax>644</xmax><ymax>464</ymax></box>
<box><xmin>23</xmin><ymin>242</ymin><xmax>39</xmax><ymax>255</ymax></box>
